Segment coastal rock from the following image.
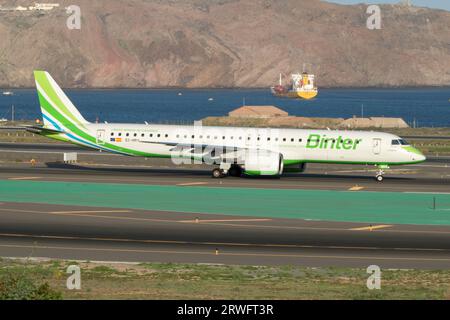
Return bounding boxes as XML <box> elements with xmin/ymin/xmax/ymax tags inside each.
<box><xmin>0</xmin><ymin>0</ymin><xmax>449</xmax><ymax>88</ymax></box>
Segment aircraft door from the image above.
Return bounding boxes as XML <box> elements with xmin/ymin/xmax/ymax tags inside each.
<box><xmin>372</xmin><ymin>138</ymin><xmax>381</xmax><ymax>155</ymax></box>
<box><xmin>96</xmin><ymin>129</ymin><xmax>106</xmax><ymax>145</ymax></box>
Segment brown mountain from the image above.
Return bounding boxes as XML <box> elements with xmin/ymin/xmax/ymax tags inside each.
<box><xmin>0</xmin><ymin>0</ymin><xmax>449</xmax><ymax>88</ymax></box>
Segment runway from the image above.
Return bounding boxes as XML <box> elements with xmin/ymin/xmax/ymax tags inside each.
<box><xmin>0</xmin><ymin>143</ymin><xmax>449</xmax><ymax>269</ymax></box>
<box><xmin>0</xmin><ymin>162</ymin><xmax>450</xmax><ymax>193</ymax></box>
<box><xmin>0</xmin><ymin>202</ymin><xmax>449</xmax><ymax>269</ymax></box>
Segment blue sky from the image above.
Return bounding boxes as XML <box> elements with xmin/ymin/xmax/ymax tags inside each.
<box><xmin>325</xmin><ymin>1</ymin><xmax>450</xmax><ymax>11</ymax></box>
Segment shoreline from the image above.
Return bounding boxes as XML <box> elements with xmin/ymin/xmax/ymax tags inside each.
<box><xmin>2</xmin><ymin>86</ymin><xmax>450</xmax><ymax>91</ymax></box>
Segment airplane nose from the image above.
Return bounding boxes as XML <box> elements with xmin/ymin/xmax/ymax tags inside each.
<box><xmin>412</xmin><ymin>151</ymin><xmax>426</xmax><ymax>162</ymax></box>
<box><xmin>404</xmin><ymin>146</ymin><xmax>426</xmax><ymax>162</ymax></box>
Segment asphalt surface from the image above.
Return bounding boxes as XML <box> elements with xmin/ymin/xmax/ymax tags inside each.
<box><xmin>0</xmin><ymin>162</ymin><xmax>450</xmax><ymax>193</ymax></box>
<box><xmin>0</xmin><ymin>202</ymin><xmax>449</xmax><ymax>269</ymax></box>
<box><xmin>0</xmin><ymin>142</ymin><xmax>449</xmax><ymax>269</ymax></box>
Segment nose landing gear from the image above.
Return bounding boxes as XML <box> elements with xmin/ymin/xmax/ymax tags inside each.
<box><xmin>375</xmin><ymin>172</ymin><xmax>384</xmax><ymax>182</ymax></box>
<box><xmin>375</xmin><ymin>165</ymin><xmax>389</xmax><ymax>182</ymax></box>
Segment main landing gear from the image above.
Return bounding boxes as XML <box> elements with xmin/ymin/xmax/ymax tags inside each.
<box><xmin>212</xmin><ymin>164</ymin><xmax>242</xmax><ymax>178</ymax></box>
<box><xmin>212</xmin><ymin>168</ymin><xmax>225</xmax><ymax>178</ymax></box>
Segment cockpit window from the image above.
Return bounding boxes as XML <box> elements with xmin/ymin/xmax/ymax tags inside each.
<box><xmin>392</xmin><ymin>139</ymin><xmax>409</xmax><ymax>146</ymax></box>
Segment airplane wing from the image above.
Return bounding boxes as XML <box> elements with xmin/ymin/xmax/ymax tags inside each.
<box><xmin>139</xmin><ymin>140</ymin><xmax>249</xmax><ymax>163</ymax></box>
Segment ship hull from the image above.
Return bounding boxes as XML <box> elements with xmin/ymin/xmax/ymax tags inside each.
<box><xmin>272</xmin><ymin>90</ymin><xmax>318</xmax><ymax>100</ymax></box>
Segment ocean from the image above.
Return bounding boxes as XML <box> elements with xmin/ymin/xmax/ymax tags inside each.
<box><xmin>1</xmin><ymin>88</ymin><xmax>449</xmax><ymax>127</ymax></box>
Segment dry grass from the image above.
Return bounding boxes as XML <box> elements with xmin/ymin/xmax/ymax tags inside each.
<box><xmin>0</xmin><ymin>258</ymin><xmax>449</xmax><ymax>300</ymax></box>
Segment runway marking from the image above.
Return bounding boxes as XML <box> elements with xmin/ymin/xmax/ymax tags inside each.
<box><xmin>0</xmin><ymin>206</ymin><xmax>450</xmax><ymax>235</ymax></box>
<box><xmin>178</xmin><ymin>218</ymin><xmax>272</xmax><ymax>223</ymax></box>
<box><xmin>8</xmin><ymin>177</ymin><xmax>41</xmax><ymax>180</ymax></box>
<box><xmin>177</xmin><ymin>182</ymin><xmax>209</xmax><ymax>186</ymax></box>
<box><xmin>50</xmin><ymin>210</ymin><xmax>132</xmax><ymax>214</ymax></box>
<box><xmin>351</xmin><ymin>225</ymin><xmax>393</xmax><ymax>231</ymax></box>
<box><xmin>1</xmin><ymin>174</ymin><xmax>448</xmax><ymax>193</ymax></box>
<box><xmin>0</xmin><ymin>232</ymin><xmax>447</xmax><ymax>252</ymax></box>
<box><xmin>0</xmin><ymin>208</ymin><xmax>177</xmax><ymax>224</ymax></box>
<box><xmin>348</xmin><ymin>185</ymin><xmax>364</xmax><ymax>191</ymax></box>
<box><xmin>1</xmin><ymin>243</ymin><xmax>449</xmax><ymax>263</ymax></box>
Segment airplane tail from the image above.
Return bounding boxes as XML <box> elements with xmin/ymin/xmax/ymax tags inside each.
<box><xmin>34</xmin><ymin>70</ymin><xmax>90</xmax><ymax>131</ymax></box>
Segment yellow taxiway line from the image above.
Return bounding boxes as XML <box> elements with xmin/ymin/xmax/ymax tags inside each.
<box><xmin>0</xmin><ymin>243</ymin><xmax>449</xmax><ymax>262</ymax></box>
<box><xmin>348</xmin><ymin>185</ymin><xmax>364</xmax><ymax>191</ymax></box>
<box><xmin>351</xmin><ymin>225</ymin><xmax>393</xmax><ymax>231</ymax></box>
<box><xmin>0</xmin><ymin>232</ymin><xmax>446</xmax><ymax>252</ymax></box>
<box><xmin>177</xmin><ymin>182</ymin><xmax>209</xmax><ymax>186</ymax></box>
<box><xmin>179</xmin><ymin>218</ymin><xmax>272</xmax><ymax>223</ymax></box>
<box><xmin>0</xmin><ymin>207</ymin><xmax>449</xmax><ymax>235</ymax></box>
<box><xmin>50</xmin><ymin>210</ymin><xmax>132</xmax><ymax>214</ymax></box>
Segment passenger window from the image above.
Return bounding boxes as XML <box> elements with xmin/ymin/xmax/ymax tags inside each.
<box><xmin>165</xmin><ymin>134</ymin><xmax>168</xmax><ymax>138</ymax></box>
<box><xmin>291</xmin><ymin>138</ymin><xmax>294</xmax><ymax>142</ymax></box>
<box><xmin>118</xmin><ymin>133</ymin><xmax>122</xmax><ymax>137</ymax></box>
<box><xmin>111</xmin><ymin>132</ymin><xmax>114</xmax><ymax>136</ymax></box>
<box><xmin>141</xmin><ymin>133</ymin><xmax>144</xmax><ymax>137</ymax></box>
<box><xmin>134</xmin><ymin>133</ymin><xmax>137</xmax><ymax>137</ymax></box>
<box><xmin>150</xmin><ymin>134</ymin><xmax>153</xmax><ymax>137</ymax></box>
<box><xmin>299</xmin><ymin>139</ymin><xmax>302</xmax><ymax>142</ymax></box>
<box><xmin>126</xmin><ymin>133</ymin><xmax>129</xmax><ymax>137</ymax></box>
<box><xmin>283</xmin><ymin>138</ymin><xmax>286</xmax><ymax>142</ymax></box>
<box><xmin>267</xmin><ymin>137</ymin><xmax>271</xmax><ymax>141</ymax></box>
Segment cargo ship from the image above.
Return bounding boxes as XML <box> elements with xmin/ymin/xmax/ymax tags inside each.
<box><xmin>270</xmin><ymin>72</ymin><xmax>318</xmax><ymax>100</ymax></box>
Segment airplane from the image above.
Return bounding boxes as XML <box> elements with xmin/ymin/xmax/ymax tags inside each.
<box><xmin>19</xmin><ymin>70</ymin><xmax>426</xmax><ymax>181</ymax></box>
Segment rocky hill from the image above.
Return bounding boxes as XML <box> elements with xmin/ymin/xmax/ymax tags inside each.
<box><xmin>0</xmin><ymin>0</ymin><xmax>449</xmax><ymax>88</ymax></box>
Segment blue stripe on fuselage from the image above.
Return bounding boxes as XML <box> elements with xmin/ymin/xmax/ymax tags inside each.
<box><xmin>42</xmin><ymin>113</ymin><xmax>130</xmax><ymax>156</ymax></box>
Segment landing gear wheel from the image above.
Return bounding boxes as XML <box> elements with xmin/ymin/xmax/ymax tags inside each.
<box><xmin>212</xmin><ymin>168</ymin><xmax>224</xmax><ymax>178</ymax></box>
<box><xmin>228</xmin><ymin>165</ymin><xmax>242</xmax><ymax>177</ymax></box>
<box><xmin>375</xmin><ymin>167</ymin><xmax>385</xmax><ymax>182</ymax></box>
